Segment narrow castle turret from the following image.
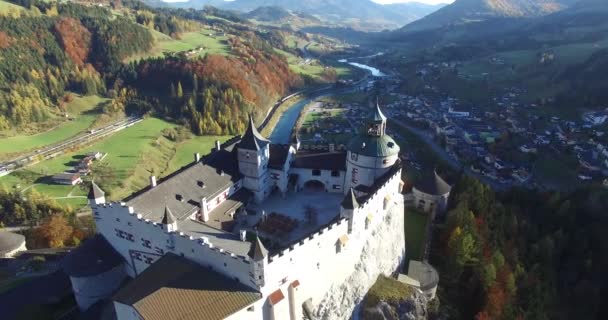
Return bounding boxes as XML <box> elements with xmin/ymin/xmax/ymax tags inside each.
<box><xmin>87</xmin><ymin>181</ymin><xmax>105</xmax><ymax>206</ymax></box>
<box><xmin>237</xmin><ymin>115</ymin><xmax>271</xmax><ymax>203</ymax></box>
<box><xmin>248</xmin><ymin>236</ymin><xmax>268</xmax><ymax>287</ymax></box>
<box><xmin>340</xmin><ymin>188</ymin><xmax>360</xmax><ymax>233</ymax></box>
<box><xmin>161</xmin><ymin>205</ymin><xmax>177</xmax><ymax>233</ymax></box>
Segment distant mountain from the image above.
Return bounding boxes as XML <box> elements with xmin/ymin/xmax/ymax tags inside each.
<box><xmin>401</xmin><ymin>0</ymin><xmax>578</xmax><ymax>32</ymax></box>
<box><xmin>243</xmin><ymin>6</ymin><xmax>322</xmax><ymax>26</ymax></box>
<box><xmin>153</xmin><ymin>0</ymin><xmax>445</xmax><ymax>30</ymax></box>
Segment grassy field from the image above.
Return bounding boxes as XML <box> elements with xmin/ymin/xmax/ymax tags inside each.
<box><xmin>0</xmin><ymin>0</ymin><xmax>25</xmax><ymax>15</ymax></box>
<box><xmin>298</xmin><ymin>104</ymin><xmax>352</xmax><ymax>144</ymax></box>
<box><xmin>1</xmin><ymin>118</ymin><xmax>232</xmax><ymax>207</ymax></box>
<box><xmin>0</xmin><ymin>95</ymin><xmax>106</xmax><ymax>156</ymax></box>
<box><xmin>404</xmin><ymin>208</ymin><xmax>429</xmax><ymax>263</ymax></box>
<box><xmin>276</xmin><ymin>49</ymin><xmax>352</xmax><ymax>81</ymax></box>
<box><xmin>128</xmin><ymin>29</ymin><xmax>231</xmax><ymax>61</ymax></box>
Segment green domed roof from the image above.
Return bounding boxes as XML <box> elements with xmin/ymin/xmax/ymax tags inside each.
<box><xmin>347</xmin><ymin>134</ymin><xmax>400</xmax><ymax>157</ymax></box>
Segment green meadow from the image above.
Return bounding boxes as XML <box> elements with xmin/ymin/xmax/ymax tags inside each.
<box><xmin>1</xmin><ymin>118</ymin><xmax>231</xmax><ymax>207</ymax></box>
<box><xmin>0</xmin><ymin>95</ymin><xmax>107</xmax><ymax>156</ymax></box>
<box><xmin>128</xmin><ymin>29</ymin><xmax>231</xmax><ymax>61</ymax></box>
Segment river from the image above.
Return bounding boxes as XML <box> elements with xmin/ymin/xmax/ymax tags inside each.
<box><xmin>269</xmin><ymin>58</ymin><xmax>387</xmax><ymax>144</ymax></box>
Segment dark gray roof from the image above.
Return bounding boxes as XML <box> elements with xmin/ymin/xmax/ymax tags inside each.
<box><xmin>248</xmin><ymin>236</ymin><xmax>268</xmax><ymax>261</ymax></box>
<box><xmin>407</xmin><ymin>260</ymin><xmax>439</xmax><ymax>291</ymax></box>
<box><xmin>237</xmin><ymin>115</ymin><xmax>270</xmax><ymax>151</ymax></box>
<box><xmin>61</xmin><ymin>235</ymin><xmax>124</xmax><ymax>277</ymax></box>
<box><xmin>161</xmin><ymin>206</ymin><xmax>176</xmax><ymax>225</ymax></box>
<box><xmin>205</xmin><ymin>188</ymin><xmax>252</xmax><ymax>231</ymax></box>
<box><xmin>52</xmin><ymin>173</ymin><xmax>79</xmax><ymax>180</ymax></box>
<box><xmin>341</xmin><ymin>188</ymin><xmax>359</xmax><ymax>210</ymax></box>
<box><xmin>414</xmin><ymin>171</ymin><xmax>452</xmax><ymax>196</ymax></box>
<box><xmin>125</xmin><ymin>148</ymin><xmax>240</xmax><ymax>223</ymax></box>
<box><xmin>0</xmin><ymin>231</ymin><xmax>25</xmax><ymax>255</ymax></box>
<box><xmin>113</xmin><ymin>253</ymin><xmax>261</xmax><ymax>320</ymax></box>
<box><xmin>347</xmin><ymin>134</ymin><xmax>400</xmax><ymax>157</ymax></box>
<box><xmin>88</xmin><ymin>181</ymin><xmax>105</xmax><ymax>200</ymax></box>
<box><xmin>293</xmin><ymin>151</ymin><xmax>346</xmax><ymax>171</ymax></box>
<box><xmin>268</xmin><ymin>144</ymin><xmax>290</xmax><ymax>170</ymax></box>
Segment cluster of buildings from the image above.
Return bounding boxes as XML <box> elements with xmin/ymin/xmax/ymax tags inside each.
<box><xmin>59</xmin><ymin>105</ymin><xmax>441</xmax><ymax>320</ymax></box>
<box><xmin>374</xmin><ymin>73</ymin><xmax>608</xmax><ymax>187</ymax></box>
<box><xmin>51</xmin><ymin>151</ymin><xmax>103</xmax><ymax>185</ymax></box>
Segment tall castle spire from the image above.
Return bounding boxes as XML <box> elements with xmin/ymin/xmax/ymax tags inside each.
<box><xmin>238</xmin><ymin>114</ymin><xmax>270</xmax><ymax>151</ymax></box>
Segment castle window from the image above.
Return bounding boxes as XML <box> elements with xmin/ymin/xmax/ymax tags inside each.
<box><xmin>224</xmin><ymin>263</ymin><xmax>227</xmax><ymax>267</ymax></box>
<box><xmin>383</xmin><ymin>159</ymin><xmax>389</xmax><ymax>165</ymax></box>
<box><xmin>351</xmin><ymin>153</ymin><xmax>358</xmax><ymax>161</ymax></box>
<box><xmin>312</xmin><ymin>169</ymin><xmax>321</xmax><ymax>176</ymax></box>
<box><xmin>331</xmin><ymin>170</ymin><xmax>340</xmax><ymax>177</ymax></box>
<box><xmin>246</xmin><ymin>152</ymin><xmax>250</xmax><ymax>159</ymax></box>
<box><xmin>116</xmin><ymin>218</ymin><xmax>120</xmax><ymax>222</ymax></box>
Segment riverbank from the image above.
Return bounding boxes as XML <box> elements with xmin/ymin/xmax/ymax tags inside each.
<box><xmin>260</xmin><ymin>95</ymin><xmax>305</xmax><ymax>138</ymax></box>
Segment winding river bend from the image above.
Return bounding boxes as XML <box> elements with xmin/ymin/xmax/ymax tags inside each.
<box><xmin>269</xmin><ymin>59</ymin><xmax>387</xmax><ymax>143</ymax></box>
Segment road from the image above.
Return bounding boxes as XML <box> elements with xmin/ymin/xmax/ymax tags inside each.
<box><xmin>0</xmin><ymin>116</ymin><xmax>143</xmax><ymax>177</ymax></box>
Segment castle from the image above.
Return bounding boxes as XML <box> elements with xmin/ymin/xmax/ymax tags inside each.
<box><xmin>63</xmin><ymin>104</ymin><xmax>406</xmax><ymax>320</ymax></box>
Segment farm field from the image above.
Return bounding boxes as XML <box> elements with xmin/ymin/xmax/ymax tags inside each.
<box><xmin>128</xmin><ymin>29</ymin><xmax>231</xmax><ymax>61</ymax></box>
<box><xmin>298</xmin><ymin>103</ymin><xmax>352</xmax><ymax>145</ymax></box>
<box><xmin>276</xmin><ymin>49</ymin><xmax>352</xmax><ymax>81</ymax></box>
<box><xmin>1</xmin><ymin>118</ymin><xmax>231</xmax><ymax>208</ymax></box>
<box><xmin>0</xmin><ymin>95</ymin><xmax>107</xmax><ymax>156</ymax></box>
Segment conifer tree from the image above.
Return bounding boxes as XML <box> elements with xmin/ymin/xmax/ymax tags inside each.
<box><xmin>177</xmin><ymin>81</ymin><xmax>183</xmax><ymax>98</ymax></box>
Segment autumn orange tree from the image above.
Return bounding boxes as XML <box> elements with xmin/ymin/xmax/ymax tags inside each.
<box><xmin>35</xmin><ymin>215</ymin><xmax>74</xmax><ymax>248</ymax></box>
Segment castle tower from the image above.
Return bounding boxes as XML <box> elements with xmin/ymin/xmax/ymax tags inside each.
<box><xmin>340</xmin><ymin>188</ymin><xmax>360</xmax><ymax>233</ymax></box>
<box><xmin>237</xmin><ymin>115</ymin><xmax>271</xmax><ymax>203</ymax></box>
<box><xmin>345</xmin><ymin>102</ymin><xmax>400</xmax><ymax>192</ymax></box>
<box><xmin>248</xmin><ymin>236</ymin><xmax>268</xmax><ymax>287</ymax></box>
<box><xmin>161</xmin><ymin>205</ymin><xmax>178</xmax><ymax>233</ymax></box>
<box><xmin>87</xmin><ymin>181</ymin><xmax>105</xmax><ymax>206</ymax></box>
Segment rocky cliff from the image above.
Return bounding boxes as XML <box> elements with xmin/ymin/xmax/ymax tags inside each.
<box><xmin>312</xmin><ymin>199</ymin><xmax>408</xmax><ymax>320</ymax></box>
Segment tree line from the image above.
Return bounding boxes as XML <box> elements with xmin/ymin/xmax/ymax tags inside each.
<box><xmin>432</xmin><ymin>175</ymin><xmax>608</xmax><ymax>319</ymax></box>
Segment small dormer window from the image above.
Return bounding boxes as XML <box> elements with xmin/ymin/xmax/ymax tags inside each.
<box><xmin>246</xmin><ymin>152</ymin><xmax>250</xmax><ymax>159</ymax></box>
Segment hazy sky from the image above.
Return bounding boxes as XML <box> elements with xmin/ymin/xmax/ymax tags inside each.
<box><xmin>162</xmin><ymin>0</ymin><xmax>456</xmax><ymax>4</ymax></box>
<box><xmin>372</xmin><ymin>0</ymin><xmax>454</xmax><ymax>4</ymax></box>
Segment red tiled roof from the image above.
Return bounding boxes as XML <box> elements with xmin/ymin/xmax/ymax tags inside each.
<box><xmin>291</xmin><ymin>280</ymin><xmax>300</xmax><ymax>288</ymax></box>
<box><xmin>268</xmin><ymin>289</ymin><xmax>285</xmax><ymax>306</ymax></box>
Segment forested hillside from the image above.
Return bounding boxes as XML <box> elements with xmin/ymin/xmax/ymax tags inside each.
<box><xmin>433</xmin><ymin>175</ymin><xmax>608</xmax><ymax>319</ymax></box>
<box><xmin>0</xmin><ymin>1</ymin><xmax>152</xmax><ymax>131</ymax></box>
<box><xmin>0</xmin><ymin>0</ymin><xmax>301</xmax><ymax>135</ymax></box>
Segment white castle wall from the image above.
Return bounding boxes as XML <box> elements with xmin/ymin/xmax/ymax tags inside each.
<box><xmin>260</xmin><ymin>168</ymin><xmax>403</xmax><ymax>320</ymax></box>
<box><xmin>71</xmin><ymin>264</ymin><xmax>128</xmax><ymax>311</ymax></box>
<box><xmin>345</xmin><ymin>151</ymin><xmax>399</xmax><ymax>191</ymax></box>
<box><xmin>314</xmin><ymin>197</ymin><xmax>406</xmax><ymax>320</ymax></box>
<box><xmin>93</xmin><ymin>204</ymin><xmax>255</xmax><ymax>288</ymax></box>
<box><xmin>290</xmin><ymin>168</ymin><xmax>346</xmax><ymax>193</ymax></box>
<box><xmin>411</xmin><ymin>187</ymin><xmax>449</xmax><ymax>213</ymax></box>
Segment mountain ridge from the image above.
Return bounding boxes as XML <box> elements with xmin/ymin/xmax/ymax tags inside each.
<box><xmin>401</xmin><ymin>0</ymin><xmax>578</xmax><ymax>32</ymax></box>
<box><xmin>149</xmin><ymin>0</ymin><xmax>445</xmax><ymax>30</ymax></box>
